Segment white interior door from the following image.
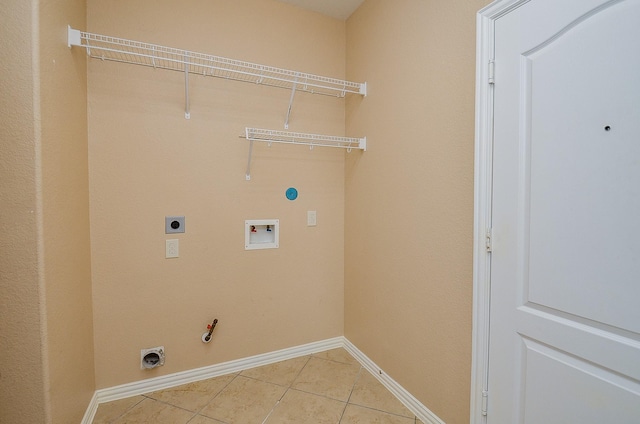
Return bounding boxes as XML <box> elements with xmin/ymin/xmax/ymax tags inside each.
<box><xmin>488</xmin><ymin>0</ymin><xmax>640</xmax><ymax>422</ymax></box>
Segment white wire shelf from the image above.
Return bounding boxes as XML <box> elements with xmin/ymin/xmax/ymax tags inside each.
<box><xmin>241</xmin><ymin>127</ymin><xmax>366</xmax><ymax>180</ymax></box>
<box><xmin>245</xmin><ymin>128</ymin><xmax>366</xmax><ymax>150</ymax></box>
<box><xmin>68</xmin><ymin>26</ymin><xmax>367</xmax><ymax>119</ymax></box>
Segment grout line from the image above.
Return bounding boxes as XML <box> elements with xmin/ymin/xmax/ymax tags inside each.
<box><xmin>285</xmin><ymin>386</ymin><xmax>350</xmax><ymax>404</ymax></box>
<box><xmin>287</xmin><ymin>355</ymin><xmax>312</xmax><ymax>392</ymax></box>
<box><xmin>191</xmin><ymin>372</ymin><xmax>242</xmax><ymax>419</ymax></box>
<box><xmin>338</xmin><ymin>365</ymin><xmax>364</xmax><ymax>423</ymax></box>
<box><xmin>184</xmin><ymin>410</ymin><xmax>200</xmax><ymax>424</ymax></box>
<box><xmin>344</xmin><ymin>402</ymin><xmax>418</xmax><ymax>420</ymax></box>
<box><xmin>260</xmin><ymin>399</ymin><xmax>280</xmax><ymax>424</ymax></box>
<box><xmin>140</xmin><ymin>396</ymin><xmax>200</xmax><ymax>415</ymax></box>
<box><xmin>236</xmin><ymin>373</ymin><xmax>290</xmax><ymax>388</ymax></box>
<box><xmin>261</xmin><ymin>354</ymin><xmax>313</xmax><ymax>424</ymax></box>
<box><xmin>97</xmin><ymin>395</ymin><xmax>146</xmax><ymax>424</ymax></box>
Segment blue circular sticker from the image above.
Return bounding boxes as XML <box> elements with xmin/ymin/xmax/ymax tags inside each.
<box><xmin>285</xmin><ymin>187</ymin><xmax>298</xmax><ymax>201</ymax></box>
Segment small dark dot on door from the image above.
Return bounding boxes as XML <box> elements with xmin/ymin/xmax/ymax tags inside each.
<box><xmin>604</xmin><ymin>125</ymin><xmax>611</xmax><ymax>131</ymax></box>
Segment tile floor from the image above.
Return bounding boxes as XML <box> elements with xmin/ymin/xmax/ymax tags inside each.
<box><xmin>93</xmin><ymin>348</ymin><xmax>424</xmax><ymax>423</ymax></box>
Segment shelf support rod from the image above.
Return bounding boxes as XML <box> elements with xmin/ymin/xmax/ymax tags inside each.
<box><xmin>184</xmin><ymin>54</ymin><xmax>191</xmax><ymax>119</ymax></box>
<box><xmin>284</xmin><ymin>75</ymin><xmax>298</xmax><ymax>129</ymax></box>
<box><xmin>245</xmin><ymin>129</ymin><xmax>254</xmax><ymax>180</ymax></box>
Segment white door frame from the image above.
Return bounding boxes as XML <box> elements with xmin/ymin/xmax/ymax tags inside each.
<box><xmin>470</xmin><ymin>1</ymin><xmax>529</xmax><ymax>423</ymax></box>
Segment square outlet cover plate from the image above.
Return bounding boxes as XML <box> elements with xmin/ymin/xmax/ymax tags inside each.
<box><xmin>165</xmin><ymin>216</ymin><xmax>185</xmax><ymax>233</ymax></box>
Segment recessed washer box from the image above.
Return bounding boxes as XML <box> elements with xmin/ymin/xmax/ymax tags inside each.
<box><xmin>245</xmin><ymin>219</ymin><xmax>279</xmax><ymax>250</ymax></box>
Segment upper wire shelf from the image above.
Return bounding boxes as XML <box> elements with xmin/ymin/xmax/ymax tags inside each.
<box><xmin>67</xmin><ymin>27</ymin><xmax>367</xmax><ymax>99</ymax></box>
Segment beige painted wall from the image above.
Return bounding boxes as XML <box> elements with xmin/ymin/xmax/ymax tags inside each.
<box><xmin>345</xmin><ymin>1</ymin><xmax>490</xmax><ymax>423</ymax></box>
<box><xmin>1</xmin><ymin>0</ymin><xmax>94</xmax><ymax>422</ymax></box>
<box><xmin>0</xmin><ymin>1</ymin><xmax>48</xmax><ymax>422</ymax></box>
<box><xmin>87</xmin><ymin>0</ymin><xmax>347</xmax><ymax>388</ymax></box>
<box><xmin>39</xmin><ymin>0</ymin><xmax>95</xmax><ymax>422</ymax></box>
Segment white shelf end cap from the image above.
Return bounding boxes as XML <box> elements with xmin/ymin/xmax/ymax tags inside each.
<box><xmin>68</xmin><ymin>26</ymin><xmax>81</xmax><ymax>48</ymax></box>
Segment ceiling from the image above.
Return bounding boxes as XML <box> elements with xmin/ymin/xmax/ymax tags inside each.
<box><xmin>275</xmin><ymin>0</ymin><xmax>365</xmax><ymax>20</ymax></box>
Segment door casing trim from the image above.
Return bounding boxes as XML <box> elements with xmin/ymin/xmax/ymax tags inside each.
<box><xmin>471</xmin><ymin>1</ymin><xmax>530</xmax><ymax>423</ymax></box>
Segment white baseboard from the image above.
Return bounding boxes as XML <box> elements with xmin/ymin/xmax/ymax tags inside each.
<box><xmin>82</xmin><ymin>336</ymin><xmax>444</xmax><ymax>424</ymax></box>
<box><xmin>81</xmin><ymin>337</ymin><xmax>342</xmax><ymax>423</ymax></box>
<box><xmin>342</xmin><ymin>339</ymin><xmax>445</xmax><ymax>424</ymax></box>
<box><xmin>80</xmin><ymin>392</ymin><xmax>99</xmax><ymax>424</ymax></box>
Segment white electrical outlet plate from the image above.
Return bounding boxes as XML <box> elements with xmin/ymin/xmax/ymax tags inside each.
<box><xmin>307</xmin><ymin>211</ymin><xmax>317</xmax><ymax>226</ymax></box>
<box><xmin>166</xmin><ymin>239</ymin><xmax>179</xmax><ymax>258</ymax></box>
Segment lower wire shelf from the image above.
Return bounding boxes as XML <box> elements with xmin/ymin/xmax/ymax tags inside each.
<box><xmin>240</xmin><ymin>127</ymin><xmax>367</xmax><ymax>180</ymax></box>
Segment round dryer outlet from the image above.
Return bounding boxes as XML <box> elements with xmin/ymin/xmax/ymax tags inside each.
<box><xmin>140</xmin><ymin>346</ymin><xmax>165</xmax><ymax>369</ymax></box>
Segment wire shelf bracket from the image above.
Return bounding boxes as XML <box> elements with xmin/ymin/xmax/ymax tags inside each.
<box><xmin>67</xmin><ymin>26</ymin><xmax>367</xmax><ymax>121</ymax></box>
<box><xmin>241</xmin><ymin>127</ymin><xmax>366</xmax><ymax>180</ymax></box>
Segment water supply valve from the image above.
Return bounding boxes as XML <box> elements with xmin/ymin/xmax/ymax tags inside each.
<box><xmin>202</xmin><ymin>318</ymin><xmax>218</xmax><ymax>343</ymax></box>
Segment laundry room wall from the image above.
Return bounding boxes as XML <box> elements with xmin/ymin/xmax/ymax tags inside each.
<box><xmin>0</xmin><ymin>2</ymin><xmax>49</xmax><ymax>422</ymax></box>
<box><xmin>87</xmin><ymin>0</ymin><xmax>348</xmax><ymax>388</ymax></box>
<box><xmin>345</xmin><ymin>1</ymin><xmax>491</xmax><ymax>423</ymax></box>
<box><xmin>40</xmin><ymin>0</ymin><xmax>95</xmax><ymax>421</ymax></box>
<box><xmin>1</xmin><ymin>0</ymin><xmax>94</xmax><ymax>422</ymax></box>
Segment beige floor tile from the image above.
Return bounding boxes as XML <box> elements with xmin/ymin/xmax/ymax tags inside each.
<box><xmin>199</xmin><ymin>375</ymin><xmax>286</xmax><ymax>423</ymax></box>
<box><xmin>348</xmin><ymin>370</ymin><xmax>413</xmax><ymax>418</ymax></box>
<box><xmin>292</xmin><ymin>356</ymin><xmax>361</xmax><ymax>401</ymax></box>
<box><xmin>241</xmin><ymin>355</ymin><xmax>309</xmax><ymax>386</ymax></box>
<box><xmin>187</xmin><ymin>415</ymin><xmax>225</xmax><ymax>424</ymax></box>
<box><xmin>91</xmin><ymin>349</ymin><xmax>423</xmax><ymax>424</ymax></box>
<box><xmin>92</xmin><ymin>396</ymin><xmax>146</xmax><ymax>423</ymax></box>
<box><xmin>340</xmin><ymin>404</ymin><xmax>415</xmax><ymax>424</ymax></box>
<box><xmin>265</xmin><ymin>389</ymin><xmax>346</xmax><ymax>424</ymax></box>
<box><xmin>146</xmin><ymin>373</ymin><xmax>236</xmax><ymax>412</ymax></box>
<box><xmin>113</xmin><ymin>398</ymin><xmax>195</xmax><ymax>424</ymax></box>
<box><xmin>313</xmin><ymin>348</ymin><xmax>360</xmax><ymax>366</ymax></box>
